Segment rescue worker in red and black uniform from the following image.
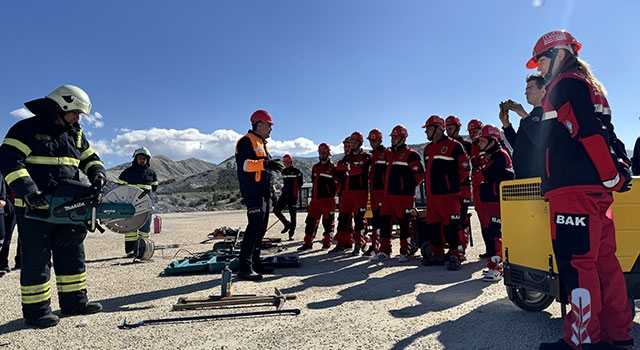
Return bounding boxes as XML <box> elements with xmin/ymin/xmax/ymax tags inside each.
<box><xmin>476</xmin><ymin>125</ymin><xmax>514</xmax><ymax>282</ymax></box>
<box><xmin>332</xmin><ymin>131</ymin><xmax>371</xmax><ymax>255</ymax></box>
<box><xmin>373</xmin><ymin>125</ymin><xmax>424</xmax><ymax>262</ymax></box>
<box><xmin>0</xmin><ymin>85</ymin><xmax>107</xmax><ymax>328</ymax></box>
<box><xmin>273</xmin><ymin>154</ymin><xmax>303</xmax><ymax>241</ymax></box>
<box><xmin>364</xmin><ymin>128</ymin><xmax>390</xmax><ymax>256</ymax></box>
<box><xmin>527</xmin><ymin>30</ymin><xmax>633</xmax><ymax>350</ymax></box>
<box><xmin>467</xmin><ymin>119</ymin><xmax>489</xmax><ymax>258</ymax></box>
<box><xmin>235</xmin><ymin>110</ymin><xmax>285</xmax><ymax>281</ymax></box>
<box><xmin>421</xmin><ymin>115</ymin><xmax>470</xmax><ymax>271</ymax></box>
<box><xmin>298</xmin><ymin>143</ymin><xmax>339</xmax><ymax>251</ymax></box>
<box><xmin>445</xmin><ymin>115</ymin><xmax>473</xmax><ymax>250</ymax></box>
<box><xmin>335</xmin><ymin>137</ymin><xmax>354</xmax><ymax>249</ymax></box>
<box><xmin>118</xmin><ymin>146</ymin><xmax>159</xmax><ymax>256</ymax></box>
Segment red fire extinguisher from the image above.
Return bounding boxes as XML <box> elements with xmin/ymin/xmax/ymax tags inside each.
<box><xmin>153</xmin><ymin>215</ymin><xmax>162</xmax><ymax>234</ymax></box>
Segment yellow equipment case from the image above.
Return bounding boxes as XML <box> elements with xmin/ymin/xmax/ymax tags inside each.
<box><xmin>500</xmin><ymin>177</ymin><xmax>640</xmax><ymax>312</ymax></box>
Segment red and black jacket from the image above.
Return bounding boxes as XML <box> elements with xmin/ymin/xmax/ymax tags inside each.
<box><xmin>423</xmin><ymin>137</ymin><xmax>470</xmax><ymax>196</ymax></box>
<box><xmin>541</xmin><ymin>72</ymin><xmax>622</xmax><ymax>196</ymax></box>
<box><xmin>335</xmin><ymin>150</ymin><xmax>371</xmax><ymax>192</ymax></box>
<box><xmin>312</xmin><ymin>161</ymin><xmax>338</xmax><ymax>200</ymax></box>
<box><xmin>369</xmin><ymin>145</ymin><xmax>390</xmax><ymax>192</ymax></box>
<box><xmin>384</xmin><ymin>144</ymin><xmax>424</xmax><ymax>196</ymax></box>
<box><xmin>479</xmin><ymin>143</ymin><xmax>515</xmax><ymax>203</ymax></box>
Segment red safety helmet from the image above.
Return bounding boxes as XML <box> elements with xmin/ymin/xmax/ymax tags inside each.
<box><xmin>318</xmin><ymin>143</ymin><xmax>331</xmax><ymax>153</ymax></box>
<box><xmin>283</xmin><ymin>154</ymin><xmax>293</xmax><ymax>164</ymax></box>
<box><xmin>367</xmin><ymin>129</ymin><xmax>383</xmax><ymax>141</ymax></box>
<box><xmin>350</xmin><ymin>131</ymin><xmax>364</xmax><ymax>143</ymax></box>
<box><xmin>390</xmin><ymin>125</ymin><xmax>408</xmax><ymax>137</ymax></box>
<box><xmin>526</xmin><ymin>30</ymin><xmax>582</xmax><ymax>69</ymax></box>
<box><xmin>467</xmin><ymin>119</ymin><xmax>483</xmax><ymax>131</ymax></box>
<box><xmin>480</xmin><ymin>124</ymin><xmax>502</xmax><ymax>140</ymax></box>
<box><xmin>445</xmin><ymin>115</ymin><xmax>462</xmax><ymax>127</ymax></box>
<box><xmin>250</xmin><ymin>109</ymin><xmax>274</xmax><ymax>125</ymax></box>
<box><xmin>422</xmin><ymin>115</ymin><xmax>445</xmax><ymax>129</ymax></box>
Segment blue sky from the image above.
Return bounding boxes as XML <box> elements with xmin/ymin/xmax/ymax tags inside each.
<box><xmin>2</xmin><ymin>1</ymin><xmax>640</xmax><ymax>167</ymax></box>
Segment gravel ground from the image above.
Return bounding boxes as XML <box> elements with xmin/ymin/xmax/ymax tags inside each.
<box><xmin>0</xmin><ymin>210</ymin><xmax>638</xmax><ymax>350</ymax></box>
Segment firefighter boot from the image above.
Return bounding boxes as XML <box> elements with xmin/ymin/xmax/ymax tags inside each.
<box><xmin>61</xmin><ymin>302</ymin><xmax>103</xmax><ymax>316</ymax></box>
<box><xmin>252</xmin><ymin>250</ymin><xmax>274</xmax><ymax>274</ymax></box>
<box><xmin>25</xmin><ymin>313</ymin><xmax>59</xmax><ymax>328</ymax></box>
<box><xmin>238</xmin><ymin>263</ymin><xmax>263</xmax><ymax>281</ymax></box>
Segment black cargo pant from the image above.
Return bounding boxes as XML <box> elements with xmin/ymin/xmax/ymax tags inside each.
<box><xmin>16</xmin><ymin>208</ymin><xmax>88</xmax><ymax>319</ymax></box>
<box><xmin>239</xmin><ymin>193</ymin><xmax>270</xmax><ymax>271</ymax></box>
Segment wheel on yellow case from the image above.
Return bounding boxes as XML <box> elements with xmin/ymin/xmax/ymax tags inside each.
<box><xmin>506</xmin><ymin>286</ymin><xmax>554</xmax><ymax>312</ymax></box>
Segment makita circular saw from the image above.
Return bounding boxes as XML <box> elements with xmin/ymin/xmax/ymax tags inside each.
<box><xmin>25</xmin><ymin>179</ymin><xmax>153</xmax><ymax>233</ymax></box>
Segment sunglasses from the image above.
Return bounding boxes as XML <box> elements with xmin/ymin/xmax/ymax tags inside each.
<box><xmin>535</xmin><ymin>48</ymin><xmax>558</xmax><ymax>62</ymax></box>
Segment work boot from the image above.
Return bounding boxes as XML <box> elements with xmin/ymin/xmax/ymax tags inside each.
<box><xmin>297</xmin><ymin>244</ymin><xmax>313</xmax><ymax>251</ymax></box>
<box><xmin>288</xmin><ymin>231</ymin><xmax>295</xmax><ymax>241</ymax></box>
<box><xmin>238</xmin><ymin>269</ymin><xmax>263</xmax><ymax>281</ymax></box>
<box><xmin>351</xmin><ymin>245</ymin><xmax>361</xmax><ymax>256</ymax></box>
<box><xmin>321</xmin><ymin>243</ymin><xmax>331</xmax><ymax>250</ymax></box>
<box><xmin>25</xmin><ymin>313</ymin><xmax>59</xmax><ymax>328</ymax></box>
<box><xmin>328</xmin><ymin>245</ymin><xmax>345</xmax><ymax>254</ymax></box>
<box><xmin>61</xmin><ymin>301</ymin><xmax>103</xmax><ymax>316</ymax></box>
<box><xmin>362</xmin><ymin>246</ymin><xmax>375</xmax><ymax>257</ymax></box>
<box><xmin>446</xmin><ymin>256</ymin><xmax>461</xmax><ymax>271</ymax></box>
<box><xmin>253</xmin><ymin>263</ymin><xmax>274</xmax><ymax>274</ymax></box>
<box><xmin>538</xmin><ymin>339</ymin><xmax>574</xmax><ymax>350</ymax></box>
<box><xmin>280</xmin><ymin>222</ymin><xmax>290</xmax><ymax>234</ymax></box>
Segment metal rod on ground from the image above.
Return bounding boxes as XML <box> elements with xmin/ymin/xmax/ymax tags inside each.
<box><xmin>118</xmin><ymin>309</ymin><xmax>301</xmax><ymax>329</ymax></box>
<box><xmin>266</xmin><ymin>220</ymin><xmax>279</xmax><ymax>232</ymax></box>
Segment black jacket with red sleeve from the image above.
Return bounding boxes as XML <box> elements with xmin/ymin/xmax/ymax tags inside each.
<box><xmin>540</xmin><ymin>72</ymin><xmax>624</xmax><ymax>196</ymax></box>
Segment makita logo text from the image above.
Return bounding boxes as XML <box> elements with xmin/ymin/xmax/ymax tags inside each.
<box><xmin>64</xmin><ymin>202</ymin><xmax>86</xmax><ymax>211</ymax></box>
<box><xmin>555</xmin><ymin>214</ymin><xmax>587</xmax><ymax>227</ymax></box>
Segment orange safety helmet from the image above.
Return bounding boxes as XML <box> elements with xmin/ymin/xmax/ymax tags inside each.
<box><xmin>350</xmin><ymin>131</ymin><xmax>364</xmax><ymax>144</ymax></box>
<box><xmin>480</xmin><ymin>124</ymin><xmax>502</xmax><ymax>140</ymax></box>
<box><xmin>526</xmin><ymin>30</ymin><xmax>582</xmax><ymax>69</ymax></box>
<box><xmin>250</xmin><ymin>109</ymin><xmax>274</xmax><ymax>125</ymax></box>
<box><xmin>390</xmin><ymin>125</ymin><xmax>408</xmax><ymax>137</ymax></box>
<box><xmin>318</xmin><ymin>143</ymin><xmax>331</xmax><ymax>153</ymax></box>
<box><xmin>283</xmin><ymin>154</ymin><xmax>293</xmax><ymax>164</ymax></box>
<box><xmin>422</xmin><ymin>115</ymin><xmax>445</xmax><ymax>129</ymax></box>
<box><xmin>367</xmin><ymin>129</ymin><xmax>383</xmax><ymax>141</ymax></box>
<box><xmin>445</xmin><ymin>115</ymin><xmax>462</xmax><ymax>127</ymax></box>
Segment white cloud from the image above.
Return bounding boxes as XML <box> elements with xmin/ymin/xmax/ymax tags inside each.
<box><xmin>81</xmin><ymin>111</ymin><xmax>105</xmax><ymax>128</ymax></box>
<box><xmin>90</xmin><ymin>127</ymin><xmax>325</xmax><ymax>163</ymax></box>
<box><xmin>10</xmin><ymin>108</ymin><xmax>33</xmax><ymax>119</ymax></box>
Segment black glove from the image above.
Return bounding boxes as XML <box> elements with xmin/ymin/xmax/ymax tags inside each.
<box><xmin>616</xmin><ymin>160</ymin><xmax>632</xmax><ymax>193</ymax></box>
<box><xmin>92</xmin><ymin>174</ymin><xmax>107</xmax><ymax>191</ymax></box>
<box><xmin>24</xmin><ymin>191</ymin><xmax>49</xmax><ymax>210</ymax></box>
<box><xmin>138</xmin><ymin>189</ymin><xmax>150</xmax><ymax>200</ymax></box>
<box><xmin>4</xmin><ymin>201</ymin><xmax>14</xmax><ymax>215</ymax></box>
<box><xmin>271</xmin><ymin>192</ymin><xmax>278</xmax><ymax>205</ymax></box>
<box><xmin>265</xmin><ymin>159</ymin><xmax>285</xmax><ymax>173</ymax></box>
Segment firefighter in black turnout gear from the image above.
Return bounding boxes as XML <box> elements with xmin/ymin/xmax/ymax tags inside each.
<box><xmin>235</xmin><ymin>110</ymin><xmax>284</xmax><ymax>281</ymax></box>
<box><xmin>118</xmin><ymin>146</ymin><xmax>159</xmax><ymax>256</ymax></box>
<box><xmin>0</xmin><ymin>85</ymin><xmax>107</xmax><ymax>328</ymax></box>
<box><xmin>273</xmin><ymin>154</ymin><xmax>303</xmax><ymax>240</ymax></box>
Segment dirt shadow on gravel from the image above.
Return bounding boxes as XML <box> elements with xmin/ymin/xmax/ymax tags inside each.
<box><xmin>391</xmin><ymin>300</ymin><xmax>640</xmax><ymax>350</ymax></box>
